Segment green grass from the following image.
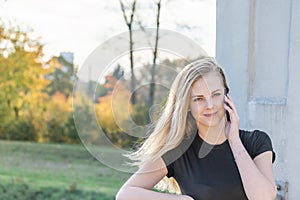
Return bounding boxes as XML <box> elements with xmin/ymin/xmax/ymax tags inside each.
<box><xmin>0</xmin><ymin>140</ymin><xmax>132</xmax><ymax>199</ymax></box>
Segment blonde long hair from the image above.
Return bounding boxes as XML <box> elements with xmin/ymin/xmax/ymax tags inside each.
<box><xmin>128</xmin><ymin>57</ymin><xmax>229</xmax><ymax>168</ymax></box>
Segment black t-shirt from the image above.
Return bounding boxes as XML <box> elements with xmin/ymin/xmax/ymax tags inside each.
<box><xmin>162</xmin><ymin>129</ymin><xmax>275</xmax><ymax>200</ymax></box>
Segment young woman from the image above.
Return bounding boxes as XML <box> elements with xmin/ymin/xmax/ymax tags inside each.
<box><xmin>116</xmin><ymin>57</ymin><xmax>277</xmax><ymax>200</ymax></box>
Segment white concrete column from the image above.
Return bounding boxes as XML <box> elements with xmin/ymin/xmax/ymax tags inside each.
<box><xmin>216</xmin><ymin>0</ymin><xmax>251</xmax><ymax>127</ymax></box>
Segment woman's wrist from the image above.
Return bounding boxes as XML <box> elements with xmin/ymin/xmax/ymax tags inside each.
<box><xmin>227</xmin><ymin>135</ymin><xmax>241</xmax><ymax>145</ymax></box>
<box><xmin>228</xmin><ymin>135</ymin><xmax>248</xmax><ymax>161</ymax></box>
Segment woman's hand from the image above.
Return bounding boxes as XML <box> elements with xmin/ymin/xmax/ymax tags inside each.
<box><xmin>224</xmin><ymin>94</ymin><xmax>240</xmax><ymax>141</ymax></box>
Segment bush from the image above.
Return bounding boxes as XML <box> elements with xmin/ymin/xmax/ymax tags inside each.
<box><xmin>0</xmin><ymin>181</ymin><xmax>112</xmax><ymax>200</ymax></box>
<box><xmin>0</xmin><ymin>119</ymin><xmax>37</xmax><ymax>141</ymax></box>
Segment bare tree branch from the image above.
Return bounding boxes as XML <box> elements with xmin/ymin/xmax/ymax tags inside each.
<box><xmin>119</xmin><ymin>0</ymin><xmax>129</xmax><ymax>25</ymax></box>
<box><xmin>130</xmin><ymin>0</ymin><xmax>137</xmax><ymax>25</ymax></box>
<box><xmin>119</xmin><ymin>0</ymin><xmax>137</xmax><ymax>26</ymax></box>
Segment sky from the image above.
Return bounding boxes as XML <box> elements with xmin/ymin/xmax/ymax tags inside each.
<box><xmin>0</xmin><ymin>0</ymin><xmax>216</xmax><ymax>68</ymax></box>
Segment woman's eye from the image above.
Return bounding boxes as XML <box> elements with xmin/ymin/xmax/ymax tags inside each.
<box><xmin>193</xmin><ymin>97</ymin><xmax>204</xmax><ymax>102</ymax></box>
<box><xmin>213</xmin><ymin>93</ymin><xmax>221</xmax><ymax>97</ymax></box>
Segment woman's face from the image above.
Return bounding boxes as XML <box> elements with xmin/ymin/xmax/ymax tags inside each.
<box><xmin>189</xmin><ymin>71</ymin><xmax>226</xmax><ymax>128</ymax></box>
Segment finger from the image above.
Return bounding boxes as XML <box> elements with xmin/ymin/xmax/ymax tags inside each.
<box><xmin>224</xmin><ymin>103</ymin><xmax>233</xmax><ymax>114</ymax></box>
<box><xmin>224</xmin><ymin>95</ymin><xmax>238</xmax><ymax>114</ymax></box>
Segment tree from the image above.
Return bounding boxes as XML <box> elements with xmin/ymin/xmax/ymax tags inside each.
<box><xmin>95</xmin><ymin>75</ymin><xmax>135</xmax><ymax>147</ymax></box>
<box><xmin>46</xmin><ymin>52</ymin><xmax>76</xmax><ymax>98</ymax></box>
<box><xmin>119</xmin><ymin>0</ymin><xmax>137</xmax><ymax>104</ymax></box>
<box><xmin>148</xmin><ymin>0</ymin><xmax>162</xmax><ymax>109</ymax></box>
<box><xmin>119</xmin><ymin>0</ymin><xmax>163</xmax><ymax>110</ymax></box>
<box><xmin>0</xmin><ymin>38</ymin><xmax>52</xmax><ymax>120</ymax></box>
<box><xmin>43</xmin><ymin>92</ymin><xmax>73</xmax><ymax>143</ymax></box>
<box><xmin>0</xmin><ymin>18</ymin><xmax>55</xmax><ymax>140</ymax></box>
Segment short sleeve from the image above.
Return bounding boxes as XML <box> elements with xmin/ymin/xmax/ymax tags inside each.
<box><xmin>240</xmin><ymin>130</ymin><xmax>276</xmax><ymax>163</ymax></box>
<box><xmin>161</xmin><ymin>136</ymin><xmax>195</xmax><ymax>178</ymax></box>
<box><xmin>161</xmin><ymin>153</ymin><xmax>174</xmax><ymax>178</ymax></box>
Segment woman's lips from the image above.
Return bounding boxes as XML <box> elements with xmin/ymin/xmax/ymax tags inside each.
<box><xmin>203</xmin><ymin>112</ymin><xmax>217</xmax><ymax>117</ymax></box>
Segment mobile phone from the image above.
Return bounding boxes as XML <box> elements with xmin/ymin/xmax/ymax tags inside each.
<box><xmin>224</xmin><ymin>88</ymin><xmax>231</xmax><ymax>122</ymax></box>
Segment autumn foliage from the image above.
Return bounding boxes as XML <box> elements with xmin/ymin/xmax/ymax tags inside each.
<box><xmin>0</xmin><ymin>19</ymin><xmax>78</xmax><ymax>143</ymax></box>
<box><xmin>0</xmin><ymin>18</ymin><xmax>184</xmax><ymax>147</ymax></box>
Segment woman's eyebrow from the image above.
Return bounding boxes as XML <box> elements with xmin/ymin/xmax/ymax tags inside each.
<box><xmin>191</xmin><ymin>89</ymin><xmax>221</xmax><ymax>98</ymax></box>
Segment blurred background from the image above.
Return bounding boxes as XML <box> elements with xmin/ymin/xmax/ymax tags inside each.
<box><xmin>0</xmin><ymin>0</ymin><xmax>216</xmax><ymax>199</ymax></box>
<box><xmin>2</xmin><ymin>0</ymin><xmax>299</xmax><ymax>199</ymax></box>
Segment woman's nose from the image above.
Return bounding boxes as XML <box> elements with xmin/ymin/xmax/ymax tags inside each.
<box><xmin>205</xmin><ymin>98</ymin><xmax>214</xmax><ymax>108</ymax></box>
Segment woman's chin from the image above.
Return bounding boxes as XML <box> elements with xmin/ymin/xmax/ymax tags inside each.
<box><xmin>200</xmin><ymin>118</ymin><xmax>223</xmax><ymax>127</ymax></box>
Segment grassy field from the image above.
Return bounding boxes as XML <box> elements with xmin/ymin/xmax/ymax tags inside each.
<box><xmin>0</xmin><ymin>140</ymin><xmax>131</xmax><ymax>199</ymax></box>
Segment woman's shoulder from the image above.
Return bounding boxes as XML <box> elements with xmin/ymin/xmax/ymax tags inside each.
<box><xmin>239</xmin><ymin>129</ymin><xmax>270</xmax><ymax>140</ymax></box>
<box><xmin>239</xmin><ymin>129</ymin><xmax>275</xmax><ymax>162</ymax></box>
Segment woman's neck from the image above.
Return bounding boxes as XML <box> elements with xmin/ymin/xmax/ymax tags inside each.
<box><xmin>197</xmin><ymin>119</ymin><xmax>227</xmax><ymax>145</ymax></box>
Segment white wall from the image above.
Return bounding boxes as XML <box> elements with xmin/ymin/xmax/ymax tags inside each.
<box><xmin>216</xmin><ymin>0</ymin><xmax>300</xmax><ymax>199</ymax></box>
